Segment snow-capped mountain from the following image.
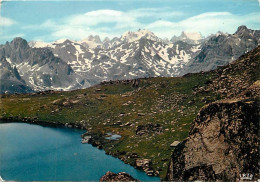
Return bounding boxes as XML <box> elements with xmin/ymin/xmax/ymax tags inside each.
<box><xmin>42</xmin><ymin>34</ymin><xmax>200</xmax><ymax>85</ymax></box>
<box><xmin>1</xmin><ymin>26</ymin><xmax>259</xmax><ymax>93</ymax></box>
<box><xmin>182</xmin><ymin>25</ymin><xmax>260</xmax><ymax>75</ymax></box>
<box><xmin>28</xmin><ymin>39</ymin><xmax>69</xmax><ymax>48</ymax></box>
<box><xmin>0</xmin><ymin>38</ymin><xmax>89</xmax><ymax>93</ymax></box>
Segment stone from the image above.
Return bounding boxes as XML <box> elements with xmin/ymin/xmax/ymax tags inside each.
<box><xmin>136</xmin><ymin>123</ymin><xmax>163</xmax><ymax>136</ymax></box>
<box><xmin>170</xmin><ymin>141</ymin><xmax>180</xmax><ymax>147</ymax></box>
<box><xmin>81</xmin><ymin>136</ymin><xmax>92</xmax><ymax>144</ymax></box>
<box><xmin>100</xmin><ymin>171</ymin><xmax>139</xmax><ymax>182</ymax></box>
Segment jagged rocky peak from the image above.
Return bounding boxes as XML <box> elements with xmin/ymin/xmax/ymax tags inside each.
<box><xmin>181</xmin><ymin>31</ymin><xmax>202</xmax><ymax>40</ymax></box>
<box><xmin>81</xmin><ymin>35</ymin><xmax>102</xmax><ymax>43</ymax></box>
<box><xmin>103</xmin><ymin>37</ymin><xmax>110</xmax><ymax>42</ymax></box>
<box><xmin>121</xmin><ymin>29</ymin><xmax>160</xmax><ymax>43</ymax></box>
<box><xmin>235</xmin><ymin>25</ymin><xmax>249</xmax><ymax>35</ymax></box>
<box><xmin>93</xmin><ymin>35</ymin><xmax>102</xmax><ymax>43</ymax></box>
<box><xmin>54</xmin><ymin>38</ymin><xmax>68</xmax><ymax>44</ymax></box>
<box><xmin>234</xmin><ymin>25</ymin><xmax>259</xmax><ymax>40</ymax></box>
<box><xmin>10</xmin><ymin>37</ymin><xmax>29</xmax><ymax>50</ymax></box>
<box><xmin>215</xmin><ymin>31</ymin><xmax>228</xmax><ymax>37</ymax></box>
<box><xmin>181</xmin><ymin>27</ymin><xmax>260</xmax><ymax>75</ymax></box>
<box><xmin>171</xmin><ymin>31</ymin><xmax>203</xmax><ymax>44</ymax></box>
<box><xmin>79</xmin><ymin>35</ymin><xmax>102</xmax><ymax>49</ymax></box>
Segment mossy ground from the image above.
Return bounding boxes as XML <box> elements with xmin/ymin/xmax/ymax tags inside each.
<box><xmin>0</xmin><ymin>73</ymin><xmax>219</xmax><ymax>178</ymax></box>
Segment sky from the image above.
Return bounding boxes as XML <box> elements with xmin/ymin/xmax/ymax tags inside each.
<box><xmin>0</xmin><ymin>0</ymin><xmax>259</xmax><ymax>43</ymax></box>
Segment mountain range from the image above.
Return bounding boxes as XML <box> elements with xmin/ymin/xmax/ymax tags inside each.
<box><xmin>0</xmin><ymin>25</ymin><xmax>259</xmax><ymax>93</ymax></box>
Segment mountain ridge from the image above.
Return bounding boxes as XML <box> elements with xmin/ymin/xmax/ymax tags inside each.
<box><xmin>0</xmin><ymin>38</ymin><xmax>89</xmax><ymax>93</ymax></box>
<box><xmin>0</xmin><ymin>25</ymin><xmax>259</xmax><ymax>93</ymax></box>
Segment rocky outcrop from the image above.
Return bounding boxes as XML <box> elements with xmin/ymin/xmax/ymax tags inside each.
<box><xmin>135</xmin><ymin>159</ymin><xmax>156</xmax><ymax>176</ymax></box>
<box><xmin>166</xmin><ymin>99</ymin><xmax>259</xmax><ymax>181</ymax></box>
<box><xmin>136</xmin><ymin>123</ymin><xmax>163</xmax><ymax>136</ymax></box>
<box><xmin>99</xmin><ymin>171</ymin><xmax>139</xmax><ymax>182</ymax></box>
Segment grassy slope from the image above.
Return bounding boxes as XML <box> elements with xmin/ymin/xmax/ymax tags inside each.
<box><xmin>0</xmin><ymin>73</ymin><xmax>218</xmax><ymax>178</ymax></box>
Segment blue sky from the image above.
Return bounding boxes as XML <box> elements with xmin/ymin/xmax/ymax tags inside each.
<box><xmin>0</xmin><ymin>0</ymin><xmax>259</xmax><ymax>43</ymax></box>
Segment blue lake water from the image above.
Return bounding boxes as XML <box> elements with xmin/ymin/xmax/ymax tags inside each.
<box><xmin>0</xmin><ymin>122</ymin><xmax>160</xmax><ymax>181</ymax></box>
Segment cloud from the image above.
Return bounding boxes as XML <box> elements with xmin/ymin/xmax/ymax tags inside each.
<box><xmin>146</xmin><ymin>12</ymin><xmax>260</xmax><ymax>38</ymax></box>
<box><xmin>23</xmin><ymin>8</ymin><xmax>260</xmax><ymax>42</ymax></box>
<box><xmin>23</xmin><ymin>8</ymin><xmax>183</xmax><ymax>41</ymax></box>
<box><xmin>128</xmin><ymin>8</ymin><xmax>183</xmax><ymax>18</ymax></box>
<box><xmin>0</xmin><ymin>16</ymin><xmax>16</xmax><ymax>26</ymax></box>
<box><xmin>0</xmin><ymin>16</ymin><xmax>18</xmax><ymax>42</ymax></box>
<box><xmin>0</xmin><ymin>33</ymin><xmax>25</xmax><ymax>43</ymax></box>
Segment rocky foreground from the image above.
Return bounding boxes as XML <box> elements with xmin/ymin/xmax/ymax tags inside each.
<box><xmin>166</xmin><ymin>98</ymin><xmax>259</xmax><ymax>181</ymax></box>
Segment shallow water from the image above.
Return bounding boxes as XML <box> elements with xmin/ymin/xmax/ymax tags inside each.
<box><xmin>0</xmin><ymin>122</ymin><xmax>160</xmax><ymax>181</ymax></box>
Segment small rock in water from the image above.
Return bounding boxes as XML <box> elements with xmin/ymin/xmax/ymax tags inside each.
<box><xmin>81</xmin><ymin>136</ymin><xmax>92</xmax><ymax>144</ymax></box>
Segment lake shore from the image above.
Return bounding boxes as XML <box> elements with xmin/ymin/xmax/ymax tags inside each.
<box><xmin>0</xmin><ymin>122</ymin><xmax>160</xmax><ymax>181</ymax></box>
<box><xmin>0</xmin><ymin>117</ymin><xmax>160</xmax><ymax>179</ymax></box>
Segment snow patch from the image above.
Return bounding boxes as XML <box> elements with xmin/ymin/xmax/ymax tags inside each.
<box><xmin>191</xmin><ymin>45</ymin><xmax>201</xmax><ymax>53</ymax></box>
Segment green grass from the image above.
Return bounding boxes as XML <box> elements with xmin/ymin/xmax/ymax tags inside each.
<box><xmin>0</xmin><ymin>73</ymin><xmax>218</xmax><ymax>178</ymax></box>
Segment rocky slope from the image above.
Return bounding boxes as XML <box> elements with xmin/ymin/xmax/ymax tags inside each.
<box><xmin>0</xmin><ymin>38</ymin><xmax>89</xmax><ymax>93</ymax></box>
<box><xmin>0</xmin><ymin>57</ymin><xmax>33</xmax><ymax>93</ymax></box>
<box><xmin>182</xmin><ymin>26</ymin><xmax>260</xmax><ymax>75</ymax></box>
<box><xmin>166</xmin><ymin>46</ymin><xmax>260</xmax><ymax>181</ymax></box>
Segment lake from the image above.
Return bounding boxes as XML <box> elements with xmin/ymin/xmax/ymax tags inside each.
<box><xmin>0</xmin><ymin>122</ymin><xmax>160</xmax><ymax>181</ymax></box>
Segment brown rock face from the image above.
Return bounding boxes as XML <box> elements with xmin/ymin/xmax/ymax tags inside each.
<box><xmin>100</xmin><ymin>171</ymin><xmax>140</xmax><ymax>182</ymax></box>
<box><xmin>166</xmin><ymin>99</ymin><xmax>259</xmax><ymax>181</ymax></box>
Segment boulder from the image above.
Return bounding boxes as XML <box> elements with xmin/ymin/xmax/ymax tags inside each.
<box><xmin>100</xmin><ymin>171</ymin><xmax>139</xmax><ymax>182</ymax></box>
<box><xmin>166</xmin><ymin>99</ymin><xmax>259</xmax><ymax>181</ymax></box>
<box><xmin>136</xmin><ymin>123</ymin><xmax>163</xmax><ymax>136</ymax></box>
<box><xmin>170</xmin><ymin>141</ymin><xmax>180</xmax><ymax>147</ymax></box>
